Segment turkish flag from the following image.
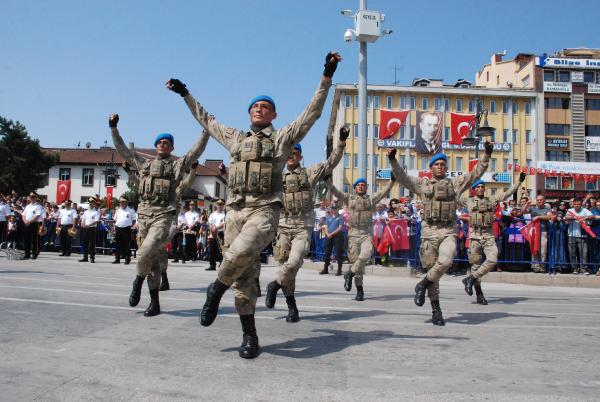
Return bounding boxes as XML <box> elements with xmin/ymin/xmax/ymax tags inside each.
<box><xmin>418</xmin><ymin>171</ymin><xmax>433</xmax><ymax>179</ymax></box>
<box><xmin>388</xmin><ymin>218</ymin><xmax>410</xmax><ymax>251</ymax></box>
<box><xmin>106</xmin><ymin>186</ymin><xmax>113</xmax><ymax>208</ymax></box>
<box><xmin>379</xmin><ymin>109</ymin><xmax>409</xmax><ymax>139</ymax></box>
<box><xmin>520</xmin><ymin>221</ymin><xmax>541</xmax><ymax>255</ymax></box>
<box><xmin>450</xmin><ymin>113</ymin><xmax>475</xmax><ymax>145</ymax></box>
<box><xmin>468</xmin><ymin>159</ymin><xmax>478</xmax><ymax>173</ymax></box>
<box><xmin>56</xmin><ymin>180</ymin><xmax>71</xmax><ymax>204</ymax></box>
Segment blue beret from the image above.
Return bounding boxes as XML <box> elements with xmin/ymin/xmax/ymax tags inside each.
<box><xmin>293</xmin><ymin>143</ymin><xmax>302</xmax><ymax>153</ymax></box>
<box><xmin>428</xmin><ymin>153</ymin><xmax>448</xmax><ymax>167</ymax></box>
<box><xmin>353</xmin><ymin>178</ymin><xmax>367</xmax><ymax>187</ymax></box>
<box><xmin>248</xmin><ymin>95</ymin><xmax>276</xmax><ymax>113</ymax></box>
<box><xmin>471</xmin><ymin>179</ymin><xmax>485</xmax><ymax>189</ymax></box>
<box><xmin>154</xmin><ymin>133</ymin><xmax>174</xmax><ymax>147</ymax></box>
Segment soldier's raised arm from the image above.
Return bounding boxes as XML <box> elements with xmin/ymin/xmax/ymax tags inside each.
<box><xmin>109</xmin><ymin>114</ymin><xmax>144</xmax><ymax>172</ymax></box>
<box><xmin>277</xmin><ymin>52</ymin><xmax>341</xmax><ymax>151</ymax></box>
<box><xmin>326</xmin><ymin>179</ymin><xmax>349</xmax><ymax>205</ymax></box>
<box><xmin>307</xmin><ymin>126</ymin><xmax>348</xmax><ymax>186</ymax></box>
<box><xmin>491</xmin><ymin>172</ymin><xmax>526</xmax><ymax>204</ymax></box>
<box><xmin>387</xmin><ymin>148</ymin><xmax>422</xmax><ymax>195</ymax></box>
<box><xmin>176</xmin><ymin>161</ymin><xmax>199</xmax><ymax>200</ymax></box>
<box><xmin>371</xmin><ymin>177</ymin><xmax>397</xmax><ymax>205</ymax></box>
<box><xmin>455</xmin><ymin>142</ymin><xmax>493</xmax><ymax>194</ymax></box>
<box><xmin>166</xmin><ymin>79</ymin><xmax>240</xmax><ymax>152</ymax></box>
<box><xmin>175</xmin><ymin>129</ymin><xmax>210</xmax><ymax>178</ymax></box>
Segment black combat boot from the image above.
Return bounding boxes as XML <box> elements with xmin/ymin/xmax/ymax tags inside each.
<box><xmin>265</xmin><ymin>280</ymin><xmax>281</xmax><ymax>308</ymax></box>
<box><xmin>336</xmin><ymin>264</ymin><xmax>343</xmax><ymax>276</ymax></box>
<box><xmin>79</xmin><ymin>255</ymin><xmax>88</xmax><ymax>262</ymax></box>
<box><xmin>474</xmin><ymin>283</ymin><xmax>488</xmax><ymax>305</ymax></box>
<box><xmin>319</xmin><ymin>263</ymin><xmax>329</xmax><ymax>275</ymax></box>
<box><xmin>112</xmin><ymin>257</ymin><xmax>120</xmax><ymax>264</ymax></box>
<box><xmin>355</xmin><ymin>285</ymin><xmax>364</xmax><ymax>301</ymax></box>
<box><xmin>431</xmin><ymin>300</ymin><xmax>445</xmax><ymax>326</ymax></box>
<box><xmin>343</xmin><ymin>270</ymin><xmax>355</xmax><ymax>292</ymax></box>
<box><xmin>159</xmin><ymin>272</ymin><xmax>170</xmax><ymax>291</ymax></box>
<box><xmin>90</xmin><ymin>256</ymin><xmax>95</xmax><ymax>263</ymax></box>
<box><xmin>129</xmin><ymin>275</ymin><xmax>144</xmax><ymax>307</ymax></box>
<box><xmin>256</xmin><ymin>278</ymin><xmax>262</xmax><ymax>297</ymax></box>
<box><xmin>144</xmin><ymin>289</ymin><xmax>160</xmax><ymax>317</ymax></box>
<box><xmin>414</xmin><ymin>277</ymin><xmax>432</xmax><ymax>307</ymax></box>
<box><xmin>200</xmin><ymin>279</ymin><xmax>230</xmax><ymax>327</ymax></box>
<box><xmin>462</xmin><ymin>274</ymin><xmax>476</xmax><ymax>296</ymax></box>
<box><xmin>124</xmin><ymin>257</ymin><xmax>131</xmax><ymax>265</ymax></box>
<box><xmin>239</xmin><ymin>314</ymin><xmax>260</xmax><ymax>359</ymax></box>
<box><xmin>285</xmin><ymin>295</ymin><xmax>300</xmax><ymax>323</ymax></box>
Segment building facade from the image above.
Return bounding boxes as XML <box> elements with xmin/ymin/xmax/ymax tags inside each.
<box><xmin>327</xmin><ymin>81</ymin><xmax>540</xmax><ymax>200</ymax></box>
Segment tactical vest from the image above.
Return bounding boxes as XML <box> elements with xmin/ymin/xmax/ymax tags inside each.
<box><xmin>283</xmin><ymin>168</ymin><xmax>312</xmax><ymax>215</ymax></box>
<box><xmin>228</xmin><ymin>134</ymin><xmax>283</xmax><ymax>197</ymax></box>
<box><xmin>349</xmin><ymin>194</ymin><xmax>372</xmax><ymax>230</ymax></box>
<box><xmin>421</xmin><ymin>178</ymin><xmax>456</xmax><ymax>223</ymax></box>
<box><xmin>139</xmin><ymin>158</ymin><xmax>176</xmax><ymax>208</ymax></box>
<box><xmin>469</xmin><ymin>197</ymin><xmax>495</xmax><ymax>228</ymax></box>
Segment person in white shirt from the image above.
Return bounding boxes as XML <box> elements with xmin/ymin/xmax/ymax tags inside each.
<box><xmin>172</xmin><ymin>205</ymin><xmax>188</xmax><ymax>264</ymax></box>
<box><xmin>184</xmin><ymin>201</ymin><xmax>200</xmax><ymax>261</ymax></box>
<box><xmin>207</xmin><ymin>199</ymin><xmax>226</xmax><ymax>271</ymax></box>
<box><xmin>113</xmin><ymin>196</ymin><xmax>136</xmax><ymax>264</ymax></box>
<box><xmin>79</xmin><ymin>197</ymin><xmax>100</xmax><ymax>263</ymax></box>
<box><xmin>0</xmin><ymin>194</ymin><xmax>12</xmax><ymax>242</ymax></box>
<box><xmin>565</xmin><ymin>198</ymin><xmax>594</xmax><ymax>274</ymax></box>
<box><xmin>57</xmin><ymin>200</ymin><xmax>78</xmax><ymax>256</ymax></box>
<box><xmin>21</xmin><ymin>192</ymin><xmax>45</xmax><ymax>259</ymax></box>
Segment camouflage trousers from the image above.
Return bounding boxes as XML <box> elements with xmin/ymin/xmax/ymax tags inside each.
<box><xmin>218</xmin><ymin>203</ymin><xmax>280</xmax><ymax>315</ymax></box>
<box><xmin>347</xmin><ymin>229</ymin><xmax>372</xmax><ymax>287</ymax></box>
<box><xmin>274</xmin><ymin>224</ymin><xmax>311</xmax><ymax>296</ymax></box>
<box><xmin>137</xmin><ymin>212</ymin><xmax>176</xmax><ymax>290</ymax></box>
<box><xmin>419</xmin><ymin>222</ymin><xmax>457</xmax><ymax>301</ymax></box>
<box><xmin>468</xmin><ymin>230</ymin><xmax>498</xmax><ymax>281</ymax></box>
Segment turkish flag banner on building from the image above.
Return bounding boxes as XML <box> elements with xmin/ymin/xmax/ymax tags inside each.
<box><xmin>106</xmin><ymin>186</ymin><xmax>113</xmax><ymax>208</ymax></box>
<box><xmin>379</xmin><ymin>109</ymin><xmax>409</xmax><ymax>139</ymax></box>
<box><xmin>450</xmin><ymin>112</ymin><xmax>475</xmax><ymax>145</ymax></box>
<box><xmin>56</xmin><ymin>180</ymin><xmax>71</xmax><ymax>204</ymax></box>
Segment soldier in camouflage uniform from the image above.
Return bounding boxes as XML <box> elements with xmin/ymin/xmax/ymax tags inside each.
<box><xmin>166</xmin><ymin>51</ymin><xmax>341</xmax><ymax>359</ymax></box>
<box><xmin>461</xmin><ymin>172</ymin><xmax>526</xmax><ymax>304</ymax></box>
<box><xmin>326</xmin><ymin>175</ymin><xmax>396</xmax><ymax>301</ymax></box>
<box><xmin>264</xmin><ymin>126</ymin><xmax>348</xmax><ymax>322</ymax></box>
<box><xmin>109</xmin><ymin>114</ymin><xmax>209</xmax><ymax>317</ymax></box>
<box><xmin>388</xmin><ymin>145</ymin><xmax>492</xmax><ymax>325</ymax></box>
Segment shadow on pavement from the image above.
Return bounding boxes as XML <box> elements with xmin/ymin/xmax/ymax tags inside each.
<box><xmin>293</xmin><ymin>309</ymin><xmax>395</xmax><ymax>322</ymax></box>
<box><xmin>445</xmin><ymin>311</ymin><xmax>555</xmax><ymax>325</ymax></box>
<box><xmin>177</xmin><ymin>287</ymin><xmax>209</xmax><ymax>294</ymax></box>
<box><xmin>486</xmin><ymin>296</ymin><xmax>568</xmax><ymax>304</ymax></box>
<box><xmin>0</xmin><ymin>270</ymin><xmax>64</xmax><ymax>275</ymax></box>
<box><xmin>253</xmin><ymin>329</ymin><xmax>468</xmax><ymax>359</ymax></box>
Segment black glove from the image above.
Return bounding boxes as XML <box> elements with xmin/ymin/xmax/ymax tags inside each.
<box><xmin>109</xmin><ymin>114</ymin><xmax>119</xmax><ymax>128</ymax></box>
<box><xmin>484</xmin><ymin>141</ymin><xmax>494</xmax><ymax>155</ymax></box>
<box><xmin>322</xmin><ymin>174</ymin><xmax>332</xmax><ymax>182</ymax></box>
<box><xmin>323</xmin><ymin>52</ymin><xmax>340</xmax><ymax>78</ymax></box>
<box><xmin>167</xmin><ymin>78</ymin><xmax>189</xmax><ymax>97</ymax></box>
<box><xmin>191</xmin><ymin>161</ymin><xmax>199</xmax><ymax>169</ymax></box>
<box><xmin>339</xmin><ymin>126</ymin><xmax>350</xmax><ymax>141</ymax></box>
<box><xmin>390</xmin><ymin>171</ymin><xmax>395</xmax><ymax>181</ymax></box>
<box><xmin>388</xmin><ymin>148</ymin><xmax>397</xmax><ymax>160</ymax></box>
<box><xmin>519</xmin><ymin>172</ymin><xmax>527</xmax><ymax>182</ymax></box>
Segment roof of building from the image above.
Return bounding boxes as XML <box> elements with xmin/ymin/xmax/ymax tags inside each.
<box><xmin>43</xmin><ymin>147</ymin><xmax>174</xmax><ymax>165</ymax></box>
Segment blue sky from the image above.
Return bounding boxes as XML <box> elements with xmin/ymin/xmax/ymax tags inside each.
<box><xmin>2</xmin><ymin>0</ymin><xmax>599</xmax><ymax>166</ymax></box>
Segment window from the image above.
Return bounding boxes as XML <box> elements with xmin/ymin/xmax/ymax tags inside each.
<box><xmin>353</xmin><ymin>154</ymin><xmax>358</xmax><ymax>167</ymax></box>
<box><xmin>400</xmin><ymin>126</ymin><xmax>406</xmax><ymax>139</ymax></box>
<box><xmin>434</xmin><ymin>98</ymin><xmax>442</xmax><ymax>111</ymax></box>
<box><xmin>512</xmin><ymin>129</ymin><xmax>518</xmax><ymax>144</ymax></box>
<box><xmin>353</xmin><ymin>125</ymin><xmax>359</xmax><ymax>138</ymax></box>
<box><xmin>105</xmin><ymin>174</ymin><xmax>116</xmax><ymax>187</ymax></box>
<box><xmin>526</xmin><ymin>130</ymin><xmax>531</xmax><ymax>144</ymax></box>
<box><xmin>373</xmin><ymin>154</ymin><xmax>379</xmax><ymax>169</ymax></box>
<box><xmin>586</xmin><ymin>178</ymin><xmax>598</xmax><ymax>191</ymax></box>
<box><xmin>343</xmin><ymin>184</ymin><xmax>350</xmax><ymax>193</ymax></box>
<box><xmin>421</xmin><ymin>97</ymin><xmax>429</xmax><ymax>110</ymax></box>
<box><xmin>545</xmin><ymin>98</ymin><xmax>570</xmax><ymax>109</ymax></box>
<box><xmin>444</xmin><ymin>127</ymin><xmax>450</xmax><ymax>141</ymax></box>
<box><xmin>82</xmin><ymin>168</ymin><xmax>94</xmax><ymax>187</ymax></box>
<box><xmin>512</xmin><ymin>101</ymin><xmax>518</xmax><ymax>113</ymax></box>
<box><xmin>503</xmin><ymin>129</ymin><xmax>509</xmax><ymax>142</ymax></box>
<box><xmin>545</xmin><ymin>177</ymin><xmax>558</xmax><ymax>189</ymax></box>
<box><xmin>557</xmin><ymin>70</ymin><xmax>570</xmax><ymax>82</ymax></box>
<box><xmin>545</xmin><ymin>151</ymin><xmax>570</xmax><ymax>161</ymax></box>
<box><xmin>545</xmin><ymin>124</ymin><xmax>570</xmax><ymax>136</ymax></box>
<box><xmin>522</xmin><ymin>75</ymin><xmax>530</xmax><ymax>87</ymax></box>
<box><xmin>372</xmin><ymin>184</ymin><xmax>379</xmax><ymax>193</ymax></box>
<box><xmin>409</xmin><ymin>96</ymin><xmax>416</xmax><ymax>110</ymax></box>
<box><xmin>373</xmin><ymin>95</ymin><xmax>381</xmax><ymax>109</ymax></box>
<box><xmin>80</xmin><ymin>196</ymin><xmax>91</xmax><ymax>204</ymax></box>
<box><xmin>410</xmin><ymin>126</ymin><xmax>415</xmax><ymax>139</ymax></box>
<box><xmin>59</xmin><ymin>168</ymin><xmax>71</xmax><ymax>181</ymax></box>
<box><xmin>524</xmin><ymin>101</ymin><xmax>531</xmax><ymax>115</ymax></box>
<box><xmin>584</xmin><ymin>71</ymin><xmax>595</xmax><ymax>83</ymax></box>
<box><xmin>384</xmin><ymin>156</ymin><xmax>390</xmax><ymax>168</ymax></box>
<box><xmin>503</xmin><ymin>159</ymin><xmax>508</xmax><ymax>172</ymax></box>
<box><xmin>386</xmin><ymin>96</ymin><xmax>393</xmax><ymax>109</ymax></box>
<box><xmin>215</xmin><ymin>182</ymin><xmax>220</xmax><ymax>198</ymax></box>
<box><xmin>354</xmin><ymin>95</ymin><xmax>359</xmax><ymax>107</ymax></box>
<box><xmin>420</xmin><ymin>156</ymin><xmax>428</xmax><ymax>169</ymax></box>
<box><xmin>489</xmin><ymin>100</ymin><xmax>496</xmax><ymax>113</ymax></box>
<box><xmin>502</xmin><ymin>101</ymin><xmax>508</xmax><ymax>114</ymax></box>
<box><xmin>491</xmin><ymin>188</ymin><xmax>497</xmax><ymax>195</ymax></box>
<box><xmin>367</xmin><ymin>96</ymin><xmax>372</xmax><ymax>108</ymax></box>
<box><xmin>344</xmin><ymin>95</ymin><xmax>352</xmax><ymax>108</ymax></box>
<box><xmin>343</xmin><ymin>153</ymin><xmax>350</xmax><ymax>168</ymax></box>
<box><xmin>399</xmin><ymin>155</ymin><xmax>406</xmax><ymax>167</ymax></box>
<box><xmin>543</xmin><ymin>70</ymin><xmax>555</xmax><ymax>82</ymax></box>
<box><xmin>586</xmin><ymin>152</ymin><xmax>600</xmax><ymax>162</ymax></box>
<box><xmin>367</xmin><ymin>154</ymin><xmax>370</xmax><ymax>169</ymax></box>
<box><xmin>468</xmin><ymin>99</ymin><xmax>475</xmax><ymax>113</ymax></box>
<box><xmin>367</xmin><ymin>124</ymin><xmax>371</xmax><ymax>138</ymax></box>
<box><xmin>400</xmin><ymin>96</ymin><xmax>407</xmax><ymax>109</ymax></box>
<box><xmin>586</xmin><ymin>125</ymin><xmax>600</xmax><ymax>136</ymax></box>
<box><xmin>585</xmin><ymin>99</ymin><xmax>600</xmax><ymax>110</ymax></box>
<box><xmin>374</xmin><ymin>124</ymin><xmax>379</xmax><ymax>139</ymax></box>
<box><xmin>455</xmin><ymin>98</ymin><xmax>463</xmax><ymax>112</ymax></box>
<box><xmin>491</xmin><ymin>158</ymin><xmax>497</xmax><ymax>172</ymax></box>
<box><xmin>409</xmin><ymin>156</ymin><xmax>415</xmax><ymax>170</ymax></box>
<box><xmin>456</xmin><ymin>157</ymin><xmax>463</xmax><ymax>171</ymax></box>
<box><xmin>444</xmin><ymin>98</ymin><xmax>450</xmax><ymax>111</ymax></box>
<box><xmin>526</xmin><ymin>158</ymin><xmax>532</xmax><ymax>167</ymax></box>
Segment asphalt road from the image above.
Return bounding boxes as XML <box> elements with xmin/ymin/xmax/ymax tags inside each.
<box><xmin>1</xmin><ymin>254</ymin><xmax>599</xmax><ymax>401</ymax></box>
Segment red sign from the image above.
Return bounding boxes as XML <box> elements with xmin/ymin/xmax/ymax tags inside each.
<box><xmin>450</xmin><ymin>112</ymin><xmax>475</xmax><ymax>145</ymax></box>
<box><xmin>56</xmin><ymin>180</ymin><xmax>71</xmax><ymax>204</ymax></box>
<box><xmin>379</xmin><ymin>109</ymin><xmax>409</xmax><ymax>139</ymax></box>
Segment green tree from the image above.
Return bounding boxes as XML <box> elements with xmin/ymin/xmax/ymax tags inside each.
<box><xmin>0</xmin><ymin>116</ymin><xmax>58</xmax><ymax>195</ymax></box>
